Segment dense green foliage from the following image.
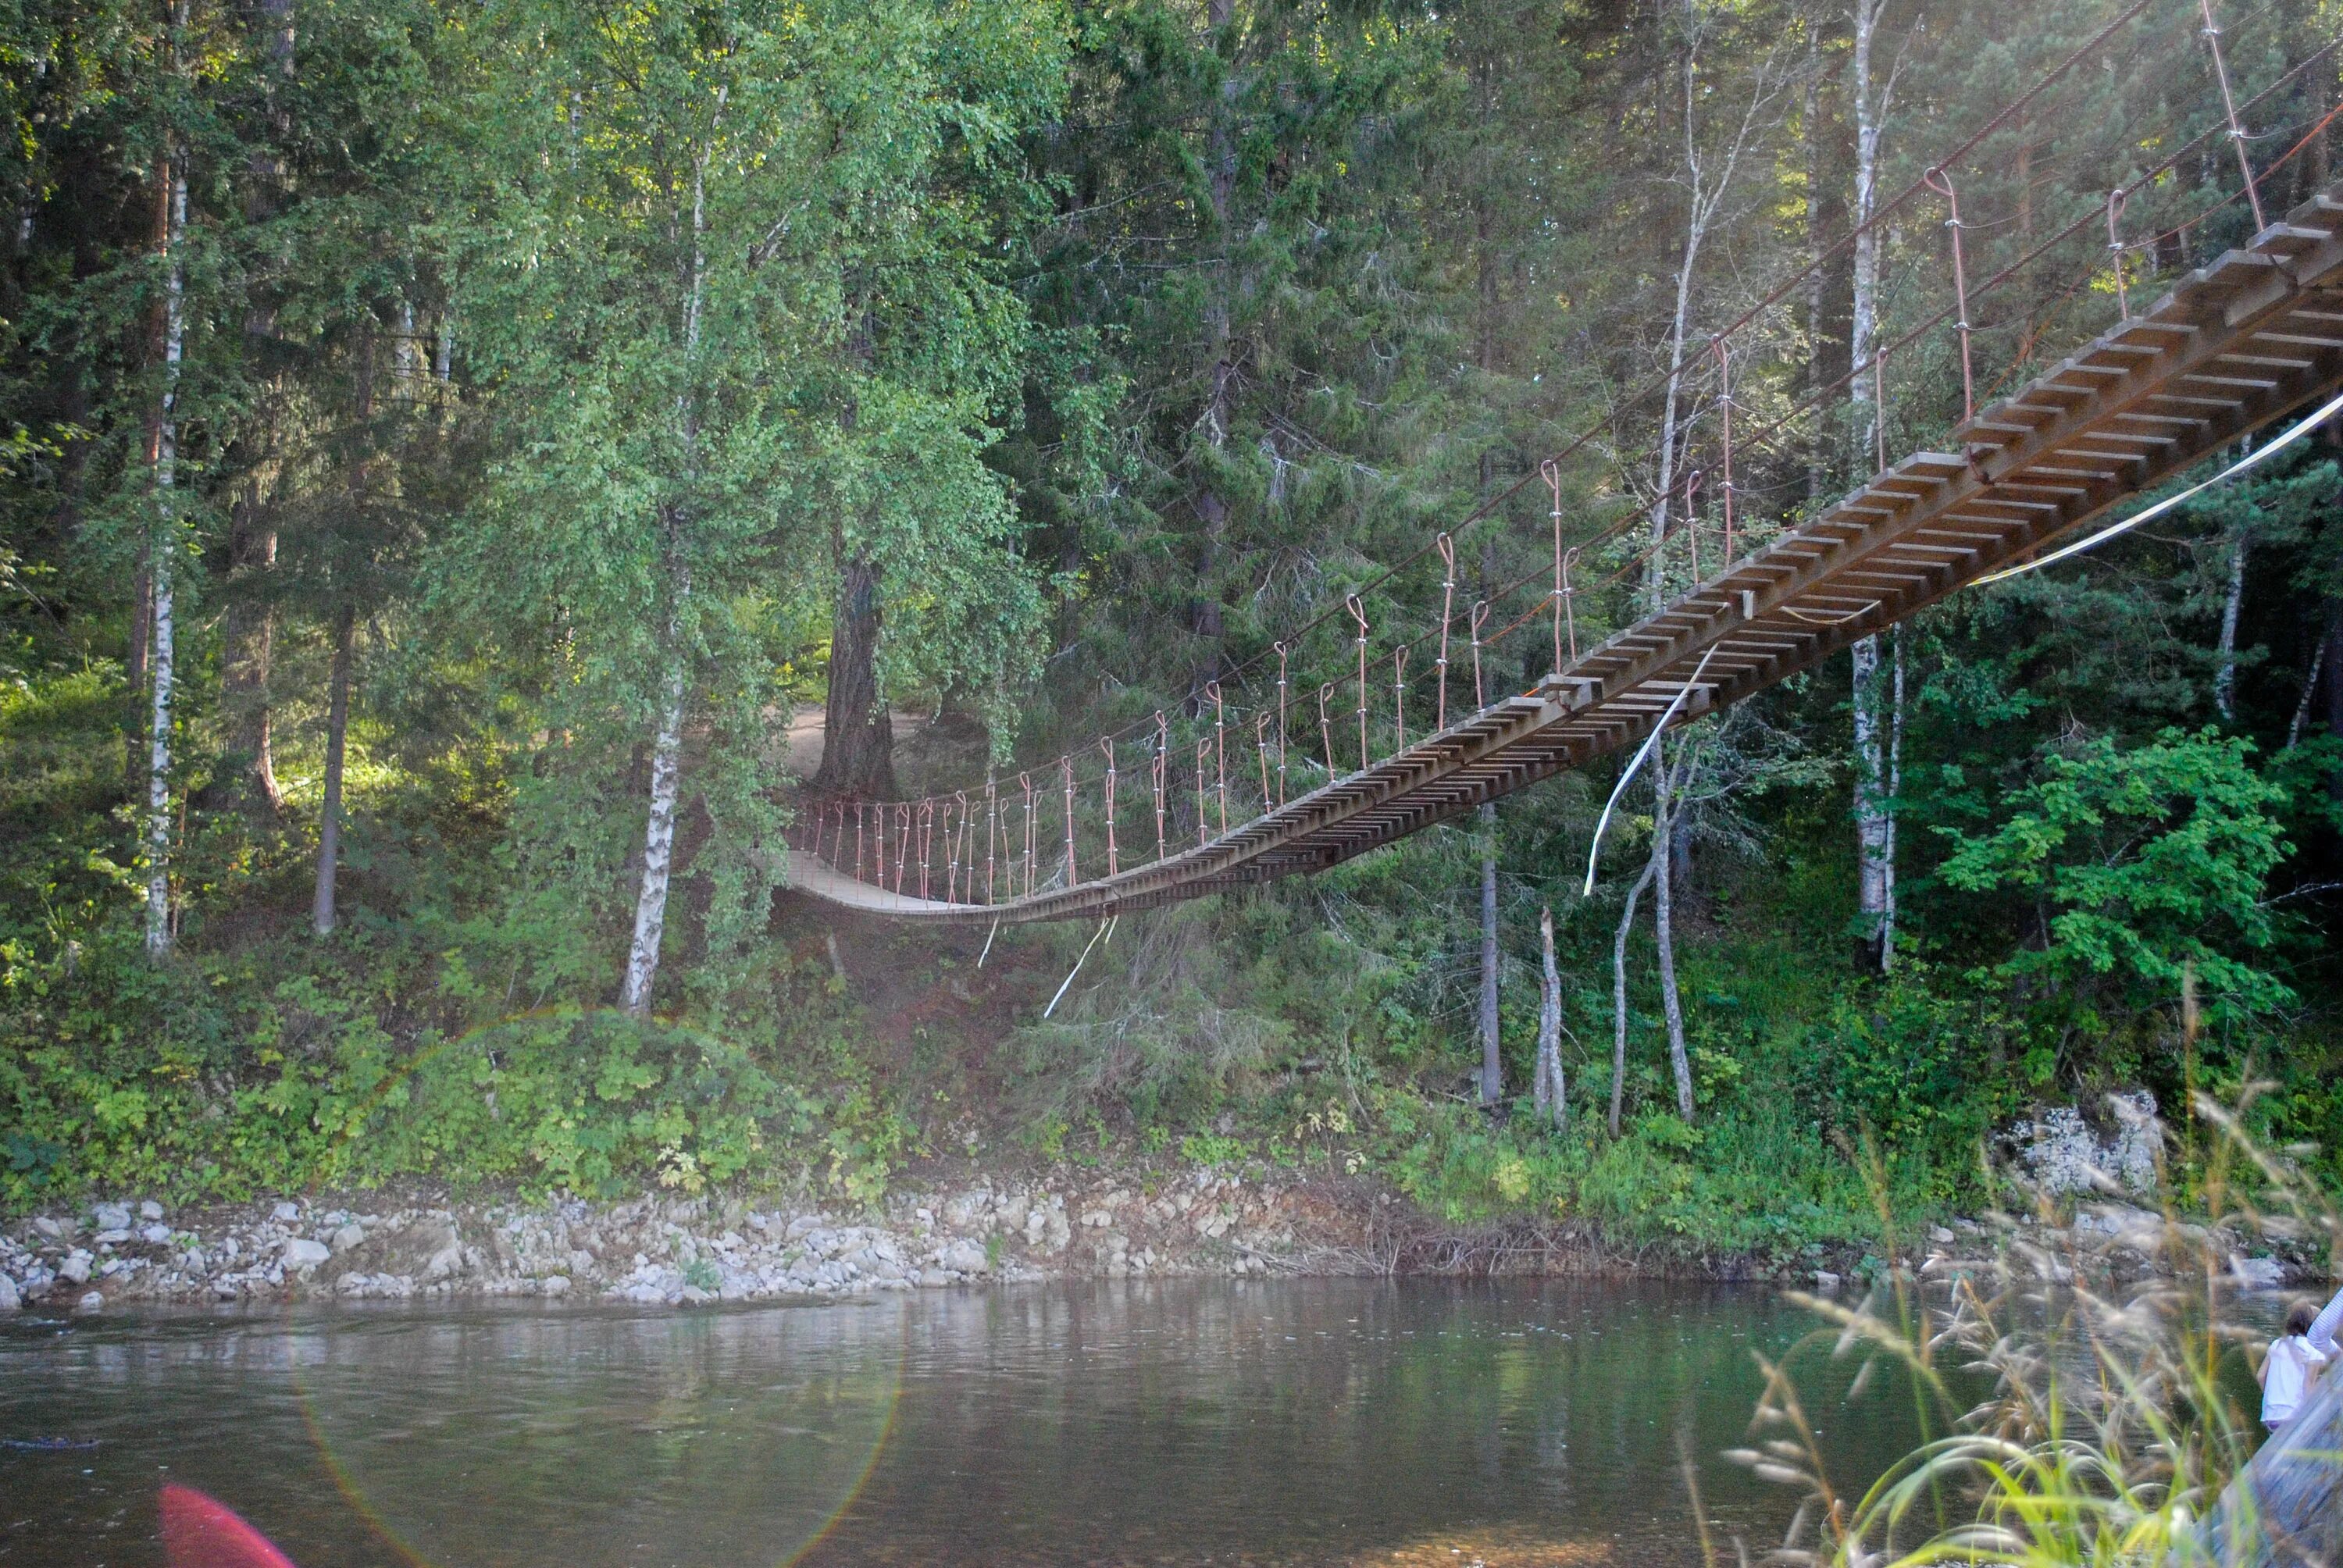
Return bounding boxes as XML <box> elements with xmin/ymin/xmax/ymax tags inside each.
<box><xmin>2</xmin><ymin>0</ymin><xmax>2341</xmax><ymax>1256</ymax></box>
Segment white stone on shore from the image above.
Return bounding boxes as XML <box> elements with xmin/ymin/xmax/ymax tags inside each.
<box><xmin>936</xmin><ymin>1240</ymin><xmax>988</xmax><ymax>1274</ymax></box>
<box><xmin>284</xmin><ymin>1238</ymin><xmax>332</xmax><ymax>1269</ymax></box>
<box><xmin>2231</xmin><ymin>1254</ymin><xmax>2286</xmax><ymax>1290</ymax></box>
<box><xmin>0</xmin><ymin>1275</ymin><xmax>18</xmax><ymax>1310</ymax></box>
<box><xmin>56</xmin><ymin>1249</ymin><xmax>92</xmax><ymax>1285</ymax></box>
<box><xmin>139</xmin><ymin>1200</ymin><xmax>164</xmax><ymax>1221</ymax></box>
<box><xmin>76</xmin><ymin>1290</ymin><xmax>102</xmax><ymax>1313</ymax></box>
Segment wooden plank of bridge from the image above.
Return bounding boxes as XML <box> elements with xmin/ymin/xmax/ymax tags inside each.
<box><xmin>790</xmin><ymin>180</ymin><xmax>2343</xmax><ymax>925</ymax></box>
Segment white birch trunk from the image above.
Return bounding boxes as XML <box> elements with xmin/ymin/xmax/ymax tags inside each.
<box><xmin>1609</xmin><ymin>852</ymin><xmax>1657</xmax><ymax>1138</ymax></box>
<box><xmin>1535</xmin><ymin>905</ymin><xmax>1564</xmax><ymax>1125</ymax></box>
<box><xmin>1650</xmin><ymin>766</ymin><xmax>1696</xmax><ymax>1121</ymax></box>
<box><xmin>1846</xmin><ymin>0</ymin><xmax>1897</xmax><ymax>971</ymax></box>
<box><xmin>144</xmin><ymin>159</ymin><xmax>187</xmax><ymax>958</ymax></box>
<box><xmin>1883</xmin><ymin>624</ymin><xmax>1905</xmax><ymax>967</ymax></box>
<box><xmin>1648</xmin><ymin>26</ymin><xmax>1706</xmax><ymax>611</ymax></box>
<box><xmin>621</xmin><ymin>602</ymin><xmax>689</xmax><ymax>1015</ymax></box>
<box><xmin>312</xmin><ymin>603</ymin><xmax>354</xmax><ymax>935</ymax></box>
<box><xmin>1478</xmin><ymin>802</ymin><xmax>1501</xmax><ymax>1104</ymax></box>
<box><xmin>1852</xmin><ymin>633</ymin><xmax>1892</xmax><ymax>965</ymax></box>
<box><xmin>2287</xmin><ymin>636</ymin><xmax>2327</xmax><ymax>750</ymax></box>
<box><xmin>619</xmin><ymin>137</ymin><xmax>712</xmax><ymax>1016</ymax></box>
<box><xmin>1846</xmin><ymin>0</ymin><xmax>1888</xmax><ymax>440</ymax></box>
<box><xmin>2217</xmin><ymin>529</ymin><xmax>2248</xmax><ymax>722</ymax></box>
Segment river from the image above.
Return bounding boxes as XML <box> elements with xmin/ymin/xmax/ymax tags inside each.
<box><xmin>2</xmin><ymin>1278</ymin><xmax>1928</xmax><ymax>1567</ymax></box>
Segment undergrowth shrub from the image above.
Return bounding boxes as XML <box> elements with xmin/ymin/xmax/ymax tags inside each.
<box><xmin>0</xmin><ymin>917</ymin><xmax>908</xmax><ymax>1206</ymax></box>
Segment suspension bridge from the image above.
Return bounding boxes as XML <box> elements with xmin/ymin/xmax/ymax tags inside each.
<box><xmin>788</xmin><ymin>160</ymin><xmax>2343</xmax><ymax>925</ymax></box>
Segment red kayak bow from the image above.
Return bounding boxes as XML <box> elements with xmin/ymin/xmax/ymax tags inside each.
<box><xmin>159</xmin><ymin>1484</ymin><xmax>299</xmax><ymax>1568</ymax></box>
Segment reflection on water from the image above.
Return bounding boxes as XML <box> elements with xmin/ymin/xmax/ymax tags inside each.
<box><xmin>0</xmin><ymin>1279</ymin><xmax>1924</xmax><ymax>1566</ymax></box>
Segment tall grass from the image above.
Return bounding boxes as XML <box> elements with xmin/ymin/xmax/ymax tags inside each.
<box><xmin>1728</xmin><ymin>1089</ymin><xmax>2341</xmax><ymax>1566</ymax></box>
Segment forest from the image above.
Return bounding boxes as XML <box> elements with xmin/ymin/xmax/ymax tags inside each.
<box><xmin>2</xmin><ymin>0</ymin><xmax>2340</xmax><ymax>1259</ymax></box>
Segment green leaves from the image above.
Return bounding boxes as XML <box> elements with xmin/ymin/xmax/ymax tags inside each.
<box><xmin>1935</xmin><ymin>727</ymin><xmax>2292</xmax><ymax>1015</ymax></box>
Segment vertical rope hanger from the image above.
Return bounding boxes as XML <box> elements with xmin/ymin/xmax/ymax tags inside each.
<box><xmin>1925</xmin><ymin>166</ymin><xmax>1976</xmax><ymax>426</ymax></box>
<box><xmin>917</xmin><ymin>800</ymin><xmax>933</xmax><ymax>900</ymax></box>
<box><xmin>1274</xmin><ymin>643</ymin><xmax>1290</xmax><ymax>805</ymax></box>
<box><xmin>1152</xmin><ymin>711</ymin><xmax>1169</xmax><ymax>863</ymax></box>
<box><xmin>1018</xmin><ymin>771</ymin><xmax>1035</xmax><ymax>899</ymax></box>
<box><xmin>948</xmin><ymin>793</ymin><xmax>966</xmax><ymax>900</ymax></box>
<box><xmin>1098</xmin><ymin>739</ymin><xmax>1118</xmax><ymax>877</ymax></box>
<box><xmin>1393</xmin><ymin>647</ymin><xmax>1409</xmax><ymax>750</ymax></box>
<box><xmin>1346</xmin><ymin>595</ymin><xmax>1371</xmax><ymax>773</ymax></box>
<box><xmin>1318</xmin><ymin>682</ymin><xmax>1336</xmax><ymax>776</ymax></box>
<box><xmin>1434</xmin><ymin>533</ymin><xmax>1457</xmax><ymax>731</ymax></box>
<box><xmin>1208</xmin><ymin>680</ymin><xmax>1229</xmax><ymax>836</ymax></box>
<box><xmin>1543</xmin><ymin>460</ymin><xmax>1566</xmax><ymax>675</ymax></box>
<box><xmin>2200</xmin><ymin>0</ymin><xmax>2267</xmax><ymax>233</ymax></box>
<box><xmin>2106</xmin><ymin>187</ymin><xmax>2131</xmax><ymax>319</ymax></box>
<box><xmin>1712</xmin><ymin>340</ymin><xmax>1736</xmax><ymax>566</ymax></box>
<box><xmin>1469</xmin><ymin>600</ymin><xmax>1490</xmax><ymax>710</ymax></box>
<box><xmin>951</xmin><ymin>796</ymin><xmax>970</xmax><ymax>904</ymax></box>
<box><xmin>1194</xmin><ymin>736</ymin><xmax>1211</xmax><ymax>849</ymax></box>
<box><xmin>1060</xmin><ymin>755</ymin><xmax>1077</xmax><ymax>887</ymax></box>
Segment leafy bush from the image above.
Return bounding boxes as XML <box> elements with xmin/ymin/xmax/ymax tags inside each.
<box><xmin>1935</xmin><ymin>727</ymin><xmax>2293</xmax><ymax>1017</ymax></box>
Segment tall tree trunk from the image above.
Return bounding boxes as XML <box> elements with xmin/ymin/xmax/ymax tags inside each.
<box><xmin>222</xmin><ymin>497</ymin><xmax>284</xmax><ymax>812</ymax></box>
<box><xmin>1641</xmin><ymin>2</ymin><xmax>1755</xmax><ymax>1089</ymax></box>
<box><xmin>1610</xmin><ymin>852</ymin><xmax>1657</xmax><ymax>1138</ymax></box>
<box><xmin>127</xmin><ymin>563</ymin><xmax>152</xmax><ymax>789</ymax></box>
<box><xmin>1851</xmin><ymin>634</ymin><xmax>1894</xmax><ymax>969</ymax></box>
<box><xmin>1478</xmin><ymin>802</ymin><xmax>1501</xmax><ymax>1105</ymax></box>
<box><xmin>1883</xmin><ymin>622</ymin><xmax>1904</xmax><ymax>965</ymax></box>
<box><xmin>1649</xmin><ymin>200</ymin><xmax>1699</xmax><ymax>604</ymax></box>
<box><xmin>1846</xmin><ymin>0</ymin><xmax>1896</xmax><ymax>972</ymax></box>
<box><xmin>1803</xmin><ymin>21</ymin><xmax>1828</xmax><ymax>508</ymax></box>
<box><xmin>311</xmin><ymin>602</ymin><xmax>354</xmax><ymax>935</ymax></box>
<box><xmin>2327</xmin><ymin>604</ymin><xmax>2343</xmax><ymax>802</ymax></box>
<box><xmin>621</xmin><ymin>571</ymin><xmax>690</xmax><ymax>1015</ymax></box>
<box><xmin>1651</xmin><ymin>759</ymin><xmax>1695</xmax><ymax>1121</ymax></box>
<box><xmin>1189</xmin><ymin>0</ymin><xmax>1239</xmax><ymax>699</ymax></box>
<box><xmin>619</xmin><ymin>141</ymin><xmax>711</xmax><ymax>1016</ymax></box>
<box><xmin>815</xmin><ymin>546</ymin><xmax>898</xmax><ymax>800</ymax></box>
<box><xmin>144</xmin><ymin>133</ymin><xmax>187</xmax><ymax>958</ymax></box>
<box><xmin>1535</xmin><ymin>904</ymin><xmax>1564</xmax><ymax>1126</ymax></box>
<box><xmin>1845</xmin><ymin>0</ymin><xmax>1888</xmax><ymax>454</ymax></box>
<box><xmin>2216</xmin><ymin>525</ymin><xmax>2248</xmax><ymax>722</ymax></box>
<box><xmin>127</xmin><ymin>141</ymin><xmax>169</xmax><ymax>793</ymax></box>
<box><xmin>221</xmin><ymin>0</ymin><xmax>294</xmax><ymax>815</ymax></box>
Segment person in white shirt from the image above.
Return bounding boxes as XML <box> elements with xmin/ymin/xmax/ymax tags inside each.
<box><xmin>2260</xmin><ymin>1286</ymin><xmax>2343</xmax><ymax>1431</ymax></box>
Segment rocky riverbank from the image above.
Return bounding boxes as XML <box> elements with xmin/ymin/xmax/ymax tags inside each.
<box><xmin>2</xmin><ymin>1166</ymin><xmax>2326</xmax><ymax>1313</ymax></box>
<box><xmin>0</xmin><ymin>1168</ymin><xmax>1396</xmax><ymax>1311</ymax></box>
<box><xmin>5</xmin><ymin>1089</ymin><xmax>2332</xmax><ymax>1312</ymax></box>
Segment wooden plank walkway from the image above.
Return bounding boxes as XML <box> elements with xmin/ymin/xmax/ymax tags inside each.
<box><xmin>792</xmin><ymin>181</ymin><xmax>2343</xmax><ymax>926</ymax></box>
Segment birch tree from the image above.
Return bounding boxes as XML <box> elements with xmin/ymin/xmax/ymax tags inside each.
<box><xmin>144</xmin><ymin>5</ymin><xmax>190</xmax><ymax>957</ymax></box>
<box><xmin>1619</xmin><ymin>0</ymin><xmax>1781</xmax><ymax>1115</ymax></box>
<box><xmin>1845</xmin><ymin>0</ymin><xmax>1908</xmax><ymax>973</ymax></box>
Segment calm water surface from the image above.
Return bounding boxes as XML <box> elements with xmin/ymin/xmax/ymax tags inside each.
<box><xmin>2</xmin><ymin>1279</ymin><xmax>1928</xmax><ymax>1567</ymax></box>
